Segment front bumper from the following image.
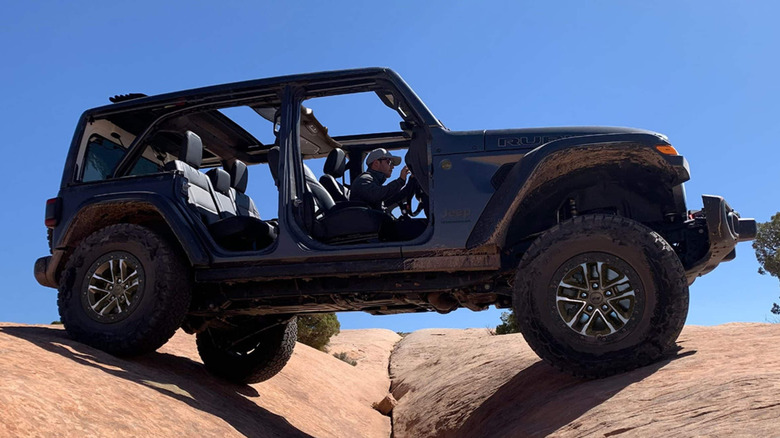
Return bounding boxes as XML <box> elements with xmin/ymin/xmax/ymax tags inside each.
<box><xmin>684</xmin><ymin>195</ymin><xmax>756</xmax><ymax>284</ymax></box>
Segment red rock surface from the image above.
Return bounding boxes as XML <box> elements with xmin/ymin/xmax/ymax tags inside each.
<box><xmin>389</xmin><ymin>323</ymin><xmax>780</xmax><ymax>438</ymax></box>
<box><xmin>0</xmin><ymin>324</ymin><xmax>398</xmax><ymax>438</ymax></box>
<box><xmin>1</xmin><ymin>322</ymin><xmax>777</xmax><ymax>438</ymax></box>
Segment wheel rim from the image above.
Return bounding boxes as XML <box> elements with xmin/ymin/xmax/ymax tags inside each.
<box><xmin>207</xmin><ymin>321</ymin><xmax>287</xmax><ymax>357</ymax></box>
<box><xmin>556</xmin><ymin>260</ymin><xmax>637</xmax><ymax>338</ymax></box>
<box><xmin>82</xmin><ymin>251</ymin><xmax>145</xmax><ymax>323</ymax></box>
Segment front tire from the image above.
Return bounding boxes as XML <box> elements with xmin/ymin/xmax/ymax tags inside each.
<box><xmin>514</xmin><ymin>215</ymin><xmax>688</xmax><ymax>378</ymax></box>
<box><xmin>58</xmin><ymin>224</ymin><xmax>191</xmax><ymax>356</ymax></box>
<box><xmin>197</xmin><ymin>317</ymin><xmax>297</xmax><ymax>384</ymax></box>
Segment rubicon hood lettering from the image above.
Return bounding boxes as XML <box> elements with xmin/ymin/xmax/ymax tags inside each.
<box><xmin>497</xmin><ymin>136</ymin><xmax>570</xmax><ymax>148</ymax></box>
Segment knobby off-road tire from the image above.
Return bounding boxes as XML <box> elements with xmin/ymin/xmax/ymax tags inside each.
<box><xmin>58</xmin><ymin>224</ymin><xmax>191</xmax><ymax>356</ymax></box>
<box><xmin>514</xmin><ymin>214</ymin><xmax>689</xmax><ymax>378</ymax></box>
<box><xmin>196</xmin><ymin>317</ymin><xmax>297</xmax><ymax>384</ymax></box>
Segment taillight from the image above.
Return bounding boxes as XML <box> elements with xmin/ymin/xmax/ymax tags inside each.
<box><xmin>45</xmin><ymin>197</ymin><xmax>61</xmax><ymax>228</ymax></box>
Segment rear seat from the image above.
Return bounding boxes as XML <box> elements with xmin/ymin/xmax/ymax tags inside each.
<box><xmin>168</xmin><ymin>131</ymin><xmax>275</xmax><ymax>251</ymax></box>
<box><xmin>205</xmin><ymin>168</ymin><xmax>238</xmax><ymax>217</ymax></box>
<box><xmin>164</xmin><ymin>131</ymin><xmax>221</xmax><ymax>225</ymax></box>
<box><xmin>225</xmin><ymin>160</ymin><xmax>260</xmax><ymax>218</ymax></box>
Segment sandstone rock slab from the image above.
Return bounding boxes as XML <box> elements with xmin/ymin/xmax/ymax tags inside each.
<box><xmin>390</xmin><ymin>324</ymin><xmax>780</xmax><ymax>438</ymax></box>
<box><xmin>0</xmin><ymin>323</ymin><xmax>394</xmax><ymax>438</ymax></box>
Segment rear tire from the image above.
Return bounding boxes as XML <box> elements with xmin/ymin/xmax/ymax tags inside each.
<box><xmin>514</xmin><ymin>214</ymin><xmax>688</xmax><ymax>378</ymax></box>
<box><xmin>58</xmin><ymin>223</ymin><xmax>191</xmax><ymax>356</ymax></box>
<box><xmin>197</xmin><ymin>317</ymin><xmax>297</xmax><ymax>384</ymax></box>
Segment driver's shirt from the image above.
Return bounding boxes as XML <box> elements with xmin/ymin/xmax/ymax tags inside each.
<box><xmin>351</xmin><ymin>169</ymin><xmax>406</xmax><ymax>211</ymax></box>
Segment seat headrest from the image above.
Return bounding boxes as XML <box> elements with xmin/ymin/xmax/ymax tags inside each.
<box><xmin>180</xmin><ymin>131</ymin><xmax>203</xmax><ymax>168</ymax></box>
<box><xmin>228</xmin><ymin>160</ymin><xmax>248</xmax><ymax>193</ymax></box>
<box><xmin>206</xmin><ymin>168</ymin><xmax>231</xmax><ymax>195</ymax></box>
<box><xmin>323</xmin><ymin>149</ymin><xmax>346</xmax><ymax>178</ymax></box>
<box><xmin>267</xmin><ymin>146</ymin><xmax>280</xmax><ymax>187</ymax></box>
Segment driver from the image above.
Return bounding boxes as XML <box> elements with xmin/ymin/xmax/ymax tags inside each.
<box><xmin>351</xmin><ymin>148</ymin><xmax>410</xmax><ymax>211</ymax></box>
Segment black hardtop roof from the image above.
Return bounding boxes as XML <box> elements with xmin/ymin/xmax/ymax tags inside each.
<box><xmin>79</xmin><ymin>68</ymin><xmax>441</xmax><ymax>168</ymax></box>
<box><xmin>87</xmin><ymin>67</ymin><xmax>413</xmax><ymax>117</ymax></box>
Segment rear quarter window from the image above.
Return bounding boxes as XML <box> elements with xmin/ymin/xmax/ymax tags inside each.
<box><xmin>81</xmin><ymin>135</ymin><xmax>160</xmax><ymax>182</ymax></box>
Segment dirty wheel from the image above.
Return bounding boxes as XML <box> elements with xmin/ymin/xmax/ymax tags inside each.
<box><xmin>58</xmin><ymin>224</ymin><xmax>191</xmax><ymax>355</ymax></box>
<box><xmin>514</xmin><ymin>214</ymin><xmax>688</xmax><ymax>378</ymax></box>
<box><xmin>197</xmin><ymin>317</ymin><xmax>297</xmax><ymax>384</ymax></box>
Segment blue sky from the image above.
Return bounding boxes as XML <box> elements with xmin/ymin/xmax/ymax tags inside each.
<box><xmin>2</xmin><ymin>2</ymin><xmax>778</xmax><ymax>331</ymax></box>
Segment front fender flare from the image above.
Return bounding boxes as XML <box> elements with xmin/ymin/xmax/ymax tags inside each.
<box><xmin>466</xmin><ymin>132</ymin><xmax>690</xmax><ymax>249</ymax></box>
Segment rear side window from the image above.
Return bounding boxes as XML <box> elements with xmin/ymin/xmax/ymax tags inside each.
<box><xmin>82</xmin><ymin>135</ymin><xmax>159</xmax><ymax>182</ymax></box>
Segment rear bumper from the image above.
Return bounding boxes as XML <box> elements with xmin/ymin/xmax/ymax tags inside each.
<box><xmin>34</xmin><ymin>254</ymin><xmax>59</xmax><ymax>289</ymax></box>
<box><xmin>684</xmin><ymin>195</ymin><xmax>756</xmax><ymax>284</ymax></box>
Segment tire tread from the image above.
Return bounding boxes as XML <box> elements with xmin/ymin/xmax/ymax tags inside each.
<box><xmin>57</xmin><ymin>223</ymin><xmax>191</xmax><ymax>356</ymax></box>
<box><xmin>196</xmin><ymin>318</ymin><xmax>297</xmax><ymax>384</ymax></box>
<box><xmin>515</xmin><ymin>214</ymin><xmax>689</xmax><ymax>378</ymax></box>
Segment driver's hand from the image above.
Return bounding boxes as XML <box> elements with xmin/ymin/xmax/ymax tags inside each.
<box><xmin>400</xmin><ymin>166</ymin><xmax>410</xmax><ymax>181</ymax></box>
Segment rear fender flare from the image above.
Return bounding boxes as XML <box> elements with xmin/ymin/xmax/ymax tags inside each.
<box><xmin>58</xmin><ymin>194</ymin><xmax>210</xmax><ymax>270</ymax></box>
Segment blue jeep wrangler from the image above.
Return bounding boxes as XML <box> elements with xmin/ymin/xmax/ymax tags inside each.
<box><xmin>35</xmin><ymin>68</ymin><xmax>755</xmax><ymax>382</ymax></box>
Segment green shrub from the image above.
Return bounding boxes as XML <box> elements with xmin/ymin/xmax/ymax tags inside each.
<box><xmin>333</xmin><ymin>351</ymin><xmax>357</xmax><ymax>366</ymax></box>
<box><xmin>495</xmin><ymin>311</ymin><xmax>520</xmax><ymax>335</ymax></box>
<box><xmin>754</xmin><ymin>213</ymin><xmax>780</xmax><ymax>316</ymax></box>
<box><xmin>296</xmin><ymin>313</ymin><xmax>340</xmax><ymax>351</ymax></box>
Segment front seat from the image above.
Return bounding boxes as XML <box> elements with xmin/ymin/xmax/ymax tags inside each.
<box><xmin>267</xmin><ymin>146</ymin><xmax>390</xmax><ymax>244</ymax></box>
<box><xmin>303</xmin><ymin>164</ymin><xmax>391</xmax><ymax>243</ymax></box>
<box><xmin>319</xmin><ymin>148</ymin><xmax>349</xmax><ymax>202</ymax></box>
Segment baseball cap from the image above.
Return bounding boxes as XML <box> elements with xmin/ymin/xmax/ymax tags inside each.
<box><xmin>366</xmin><ymin>148</ymin><xmax>402</xmax><ymax>166</ymax></box>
